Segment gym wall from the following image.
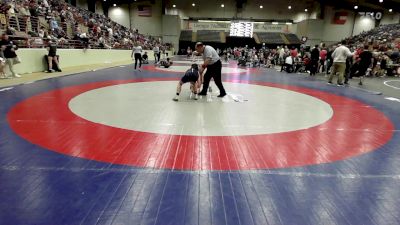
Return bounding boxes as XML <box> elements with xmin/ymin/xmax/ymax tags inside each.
<box><xmin>11</xmin><ymin>49</ymin><xmax>172</xmax><ymax>74</ymax></box>
<box><xmin>108</xmin><ymin>5</ymin><xmax>131</xmax><ymax>28</ymax></box>
<box><xmin>76</xmin><ymin>0</ymin><xmax>89</xmax><ymax>11</ymax></box>
<box><xmin>108</xmin><ymin>0</ymin><xmax>163</xmax><ymax>37</ymax></box>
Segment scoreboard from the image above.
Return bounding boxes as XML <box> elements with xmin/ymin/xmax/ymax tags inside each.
<box><xmin>229</xmin><ymin>22</ymin><xmax>254</xmax><ymax>38</ymax></box>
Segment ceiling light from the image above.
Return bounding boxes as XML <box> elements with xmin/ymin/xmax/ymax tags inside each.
<box><xmin>354</xmin><ymin>5</ymin><xmax>358</xmax><ymax>9</ymax></box>
<box><xmin>192</xmin><ymin>3</ymin><xmax>195</xmax><ymax>6</ymax></box>
<box><xmin>113</xmin><ymin>3</ymin><xmax>116</xmax><ymax>6</ymax></box>
<box><xmin>221</xmin><ymin>4</ymin><xmax>224</xmax><ymax>7</ymax></box>
<box><xmin>305</xmin><ymin>9</ymin><xmax>308</xmax><ymax>12</ymax></box>
<box><xmin>389</xmin><ymin>9</ymin><xmax>392</xmax><ymax>12</ymax></box>
<box><xmin>173</xmin><ymin>4</ymin><xmax>176</xmax><ymax>7</ymax></box>
<box><xmin>272</xmin><ymin>22</ymin><xmax>279</xmax><ymax>25</ymax></box>
<box><xmin>379</xmin><ymin>0</ymin><xmax>383</xmax><ymax>2</ymax></box>
<box><xmin>286</xmin><ymin>22</ymin><xmax>292</xmax><ymax>25</ymax></box>
<box><xmin>260</xmin><ymin>5</ymin><xmax>263</xmax><ymax>9</ymax></box>
<box><xmin>288</xmin><ymin>5</ymin><xmax>292</xmax><ymax>9</ymax></box>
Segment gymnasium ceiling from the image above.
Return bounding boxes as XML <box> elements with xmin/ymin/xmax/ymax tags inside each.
<box><xmin>323</xmin><ymin>0</ymin><xmax>399</xmax><ymax>11</ymax></box>
<box><xmin>110</xmin><ymin>0</ymin><xmax>398</xmax><ymax>13</ymax></box>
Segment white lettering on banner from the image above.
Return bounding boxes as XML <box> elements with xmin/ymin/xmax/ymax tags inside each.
<box><xmin>189</xmin><ymin>22</ymin><xmax>230</xmax><ymax>31</ymax></box>
<box><xmin>188</xmin><ymin>22</ymin><xmax>294</xmax><ymax>33</ymax></box>
<box><xmin>253</xmin><ymin>24</ymin><xmax>289</xmax><ymax>32</ymax></box>
<box><xmin>358</xmin><ymin>12</ymin><xmax>383</xmax><ymax>20</ymax></box>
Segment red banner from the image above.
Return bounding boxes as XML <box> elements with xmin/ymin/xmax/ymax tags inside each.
<box><xmin>333</xmin><ymin>12</ymin><xmax>348</xmax><ymax>24</ymax></box>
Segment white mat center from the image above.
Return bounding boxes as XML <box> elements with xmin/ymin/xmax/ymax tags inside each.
<box><xmin>69</xmin><ymin>81</ymin><xmax>333</xmax><ymax>136</ymax></box>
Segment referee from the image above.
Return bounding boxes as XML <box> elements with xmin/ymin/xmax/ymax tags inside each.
<box><xmin>195</xmin><ymin>42</ymin><xmax>226</xmax><ymax>97</ymax></box>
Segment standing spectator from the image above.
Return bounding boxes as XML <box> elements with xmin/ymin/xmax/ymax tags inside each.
<box><xmin>329</xmin><ymin>40</ymin><xmax>354</xmax><ymax>85</ymax></box>
<box><xmin>279</xmin><ymin>46</ymin><xmax>285</xmax><ymax>65</ymax></box>
<box><xmin>0</xmin><ymin>34</ymin><xmax>20</xmax><ymax>78</ymax></box>
<box><xmin>131</xmin><ymin>42</ymin><xmax>142</xmax><ymax>70</ymax></box>
<box><xmin>47</xmin><ymin>40</ymin><xmax>61</xmax><ymax>73</ymax></box>
<box><xmin>326</xmin><ymin>46</ymin><xmax>334</xmax><ymax>74</ymax></box>
<box><xmin>379</xmin><ymin>55</ymin><xmax>388</xmax><ymax>77</ymax></box>
<box><xmin>153</xmin><ymin>44</ymin><xmax>160</xmax><ymax>63</ymax></box>
<box><xmin>310</xmin><ymin>45</ymin><xmax>320</xmax><ymax>76</ymax></box>
<box><xmin>319</xmin><ymin>47</ymin><xmax>327</xmax><ymax>73</ymax></box>
<box><xmin>290</xmin><ymin>47</ymin><xmax>298</xmax><ymax>58</ymax></box>
<box><xmin>0</xmin><ymin>50</ymin><xmax>5</xmax><ymax>78</ymax></box>
<box><xmin>161</xmin><ymin>46</ymin><xmax>167</xmax><ymax>59</ymax></box>
<box><xmin>195</xmin><ymin>42</ymin><xmax>226</xmax><ymax>98</ymax></box>
<box><xmin>344</xmin><ymin>55</ymin><xmax>353</xmax><ymax>85</ymax></box>
<box><xmin>354</xmin><ymin>45</ymin><xmax>373</xmax><ymax>85</ymax></box>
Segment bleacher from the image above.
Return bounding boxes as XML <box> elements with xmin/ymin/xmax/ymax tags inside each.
<box><xmin>2</xmin><ymin>13</ymin><xmax>72</xmax><ymax>36</ymax></box>
<box><xmin>255</xmin><ymin>32</ymin><xmax>285</xmax><ymax>44</ymax></box>
<box><xmin>0</xmin><ymin>0</ymin><xmax>169</xmax><ymax>50</ymax></box>
<box><xmin>196</xmin><ymin>30</ymin><xmax>224</xmax><ymax>43</ymax></box>
<box><xmin>284</xmin><ymin>33</ymin><xmax>301</xmax><ymax>44</ymax></box>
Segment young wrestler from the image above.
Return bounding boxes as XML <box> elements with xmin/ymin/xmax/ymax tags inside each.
<box><xmin>173</xmin><ymin>64</ymin><xmax>202</xmax><ymax>101</ymax></box>
<box><xmin>157</xmin><ymin>57</ymin><xmax>173</xmax><ymax>68</ymax></box>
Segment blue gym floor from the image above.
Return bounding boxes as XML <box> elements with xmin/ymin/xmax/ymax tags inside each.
<box><xmin>1</xmin><ymin>57</ymin><xmax>400</xmax><ymax>225</ymax></box>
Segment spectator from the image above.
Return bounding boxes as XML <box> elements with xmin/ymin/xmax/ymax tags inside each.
<box><xmin>319</xmin><ymin>47</ymin><xmax>327</xmax><ymax>73</ymax></box>
<box><xmin>310</xmin><ymin>45</ymin><xmax>320</xmax><ymax>76</ymax></box>
<box><xmin>46</xmin><ymin>39</ymin><xmax>61</xmax><ymax>72</ymax></box>
<box><xmin>38</xmin><ymin>26</ymin><xmax>45</xmax><ymax>38</ymax></box>
<box><xmin>281</xmin><ymin>55</ymin><xmax>294</xmax><ymax>73</ymax></box>
<box><xmin>353</xmin><ymin>45</ymin><xmax>373</xmax><ymax>85</ymax></box>
<box><xmin>0</xmin><ymin>34</ymin><xmax>21</xmax><ymax>78</ymax></box>
<box><xmin>153</xmin><ymin>44</ymin><xmax>160</xmax><ymax>63</ymax></box>
<box><xmin>329</xmin><ymin>40</ymin><xmax>354</xmax><ymax>85</ymax></box>
<box><xmin>142</xmin><ymin>51</ymin><xmax>149</xmax><ymax>64</ymax></box>
<box><xmin>326</xmin><ymin>46</ymin><xmax>334</xmax><ymax>74</ymax></box>
<box><xmin>0</xmin><ymin>51</ymin><xmax>5</xmax><ymax>79</ymax></box>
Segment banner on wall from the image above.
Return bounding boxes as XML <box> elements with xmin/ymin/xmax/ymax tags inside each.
<box><xmin>187</xmin><ymin>21</ymin><xmax>294</xmax><ymax>33</ymax></box>
<box><xmin>188</xmin><ymin>22</ymin><xmax>230</xmax><ymax>31</ymax></box>
<box><xmin>138</xmin><ymin>5</ymin><xmax>152</xmax><ymax>17</ymax></box>
<box><xmin>333</xmin><ymin>12</ymin><xmax>348</xmax><ymax>24</ymax></box>
<box><xmin>253</xmin><ymin>23</ymin><xmax>290</xmax><ymax>33</ymax></box>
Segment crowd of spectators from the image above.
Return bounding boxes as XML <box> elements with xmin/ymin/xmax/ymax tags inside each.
<box><xmin>203</xmin><ymin>23</ymin><xmax>400</xmax><ymax>79</ymax></box>
<box><xmin>343</xmin><ymin>23</ymin><xmax>400</xmax><ymax>53</ymax></box>
<box><xmin>0</xmin><ymin>0</ymin><xmax>171</xmax><ymax>50</ymax></box>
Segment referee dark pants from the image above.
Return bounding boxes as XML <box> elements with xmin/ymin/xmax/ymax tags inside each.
<box><xmin>200</xmin><ymin>60</ymin><xmax>226</xmax><ymax>96</ymax></box>
<box><xmin>134</xmin><ymin>53</ymin><xmax>142</xmax><ymax>69</ymax></box>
